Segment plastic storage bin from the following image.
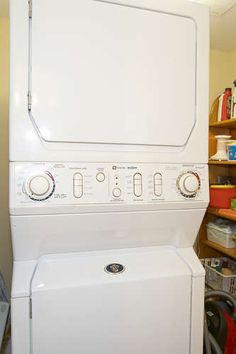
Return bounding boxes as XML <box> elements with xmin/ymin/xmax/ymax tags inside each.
<box><xmin>201</xmin><ymin>257</ymin><xmax>236</xmax><ymax>296</ymax></box>
<box><xmin>207</xmin><ymin>219</ymin><xmax>236</xmax><ymax>248</ymax></box>
<box><xmin>209</xmin><ymin>185</ymin><xmax>236</xmax><ymax>208</ymax></box>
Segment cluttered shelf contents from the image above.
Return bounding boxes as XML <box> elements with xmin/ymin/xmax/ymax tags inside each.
<box><xmin>209</xmin><ymin>81</ymin><xmax>236</xmax><ymax>163</ymax></box>
<box><xmin>201</xmin><ymin>211</ymin><xmax>236</xmax><ymax>260</ymax></box>
<box><xmin>204</xmin><ymin>208</ymin><xmax>236</xmax><ymax>260</ymax></box>
<box><xmin>204</xmin><ymin>162</ymin><xmax>236</xmax><ymax>259</ymax></box>
<box><xmin>208</xmin><ymin>160</ymin><xmax>236</xmax><ymax>267</ymax></box>
<box><xmin>200</xmin><ymin>186</ymin><xmax>236</xmax><ymax>262</ymax></box>
<box><xmin>199</xmin><ymin>80</ymin><xmax>236</xmax><ymax>283</ymax></box>
<box><xmin>201</xmin><ymin>257</ymin><xmax>236</xmax><ymax>297</ymax></box>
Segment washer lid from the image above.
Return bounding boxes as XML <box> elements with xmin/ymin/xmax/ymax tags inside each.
<box><xmin>31</xmin><ymin>247</ymin><xmax>191</xmax><ymax>291</ymax></box>
<box><xmin>30</xmin><ymin>0</ymin><xmax>197</xmax><ymax>147</ymax></box>
<box><xmin>30</xmin><ymin>248</ymin><xmax>192</xmax><ymax>354</ymax></box>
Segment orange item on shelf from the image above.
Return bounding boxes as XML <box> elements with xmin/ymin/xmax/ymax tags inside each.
<box><xmin>218</xmin><ymin>209</ymin><xmax>236</xmax><ymax>219</ymax></box>
<box><xmin>210</xmin><ymin>185</ymin><xmax>236</xmax><ymax>208</ymax></box>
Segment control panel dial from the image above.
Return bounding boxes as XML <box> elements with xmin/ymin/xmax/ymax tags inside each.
<box><xmin>25</xmin><ymin>172</ymin><xmax>55</xmax><ymax>201</ymax></box>
<box><xmin>177</xmin><ymin>171</ymin><xmax>200</xmax><ymax>198</ymax></box>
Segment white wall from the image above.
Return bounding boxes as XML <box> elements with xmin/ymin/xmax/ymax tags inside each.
<box><xmin>0</xmin><ymin>18</ymin><xmax>12</xmax><ymax>291</ymax></box>
<box><xmin>210</xmin><ymin>49</ymin><xmax>236</xmax><ymax>109</ymax></box>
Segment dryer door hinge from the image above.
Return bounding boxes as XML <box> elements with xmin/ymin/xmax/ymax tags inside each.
<box><xmin>28</xmin><ymin>0</ymin><xmax>32</xmax><ymax>19</ymax></box>
<box><xmin>27</xmin><ymin>92</ymin><xmax>32</xmax><ymax>111</ymax></box>
<box><xmin>29</xmin><ymin>298</ymin><xmax>32</xmax><ymax>319</ymax></box>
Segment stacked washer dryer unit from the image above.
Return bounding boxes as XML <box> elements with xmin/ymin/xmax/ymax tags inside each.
<box><xmin>10</xmin><ymin>1</ymin><xmax>209</xmax><ymax>353</ymax></box>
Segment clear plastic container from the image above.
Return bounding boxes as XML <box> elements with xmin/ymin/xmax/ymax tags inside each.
<box><xmin>207</xmin><ymin>219</ymin><xmax>236</xmax><ymax>248</ymax></box>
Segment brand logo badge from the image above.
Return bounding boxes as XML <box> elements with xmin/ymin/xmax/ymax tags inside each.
<box><xmin>105</xmin><ymin>263</ymin><xmax>125</xmax><ymax>274</ymax></box>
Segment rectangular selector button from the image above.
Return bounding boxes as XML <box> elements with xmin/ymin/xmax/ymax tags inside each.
<box><xmin>73</xmin><ymin>173</ymin><xmax>83</xmax><ymax>198</ymax></box>
<box><xmin>154</xmin><ymin>173</ymin><xmax>162</xmax><ymax>196</ymax></box>
<box><xmin>133</xmin><ymin>173</ymin><xmax>143</xmax><ymax>197</ymax></box>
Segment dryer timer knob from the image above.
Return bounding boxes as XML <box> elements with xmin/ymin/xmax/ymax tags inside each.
<box><xmin>177</xmin><ymin>171</ymin><xmax>200</xmax><ymax>198</ymax></box>
<box><xmin>25</xmin><ymin>172</ymin><xmax>55</xmax><ymax>201</ymax></box>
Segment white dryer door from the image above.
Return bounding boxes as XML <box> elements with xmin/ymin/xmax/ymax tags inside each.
<box><xmin>30</xmin><ymin>248</ymin><xmax>192</xmax><ymax>354</ymax></box>
<box><xmin>30</xmin><ymin>1</ymin><xmax>196</xmax><ymax>147</ymax></box>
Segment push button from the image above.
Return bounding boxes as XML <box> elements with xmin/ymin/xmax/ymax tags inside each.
<box><xmin>96</xmin><ymin>172</ymin><xmax>105</xmax><ymax>182</ymax></box>
<box><xmin>133</xmin><ymin>173</ymin><xmax>142</xmax><ymax>197</ymax></box>
<box><xmin>73</xmin><ymin>173</ymin><xmax>83</xmax><ymax>198</ymax></box>
<box><xmin>154</xmin><ymin>173</ymin><xmax>162</xmax><ymax>197</ymax></box>
<box><xmin>112</xmin><ymin>188</ymin><xmax>121</xmax><ymax>198</ymax></box>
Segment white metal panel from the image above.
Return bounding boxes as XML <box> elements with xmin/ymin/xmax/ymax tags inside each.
<box><xmin>10</xmin><ymin>162</ymin><xmax>209</xmax><ymax>215</ymax></box>
<box><xmin>11</xmin><ymin>261</ymin><xmax>37</xmax><ymax>298</ymax></box>
<box><xmin>190</xmin><ymin>276</ymin><xmax>205</xmax><ymax>354</ymax></box>
<box><xmin>11</xmin><ymin>298</ymin><xmax>30</xmax><ymax>354</ymax></box>
<box><xmin>10</xmin><ymin>0</ymin><xmax>209</xmax><ymax>163</ymax></box>
<box><xmin>11</xmin><ymin>209</ymin><xmax>206</xmax><ymax>261</ymax></box>
<box><xmin>31</xmin><ymin>248</ymin><xmax>191</xmax><ymax>354</ymax></box>
<box><xmin>31</xmin><ymin>0</ymin><xmax>196</xmax><ymax>147</ymax></box>
<box><xmin>177</xmin><ymin>248</ymin><xmax>205</xmax><ymax>353</ymax></box>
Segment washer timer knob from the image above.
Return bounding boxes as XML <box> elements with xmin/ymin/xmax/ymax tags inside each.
<box><xmin>25</xmin><ymin>172</ymin><xmax>55</xmax><ymax>201</ymax></box>
<box><xmin>177</xmin><ymin>171</ymin><xmax>200</xmax><ymax>198</ymax></box>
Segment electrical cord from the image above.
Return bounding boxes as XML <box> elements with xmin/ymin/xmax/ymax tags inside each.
<box><xmin>208</xmin><ymin>332</ymin><xmax>223</xmax><ymax>354</ymax></box>
<box><xmin>204</xmin><ymin>313</ymin><xmax>212</xmax><ymax>354</ymax></box>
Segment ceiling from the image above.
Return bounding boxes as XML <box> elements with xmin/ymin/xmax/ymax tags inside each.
<box><xmin>190</xmin><ymin>0</ymin><xmax>236</xmax><ymax>51</ymax></box>
<box><xmin>210</xmin><ymin>4</ymin><xmax>236</xmax><ymax>51</ymax></box>
<box><xmin>189</xmin><ymin>0</ymin><xmax>236</xmax><ymax>15</ymax></box>
<box><xmin>0</xmin><ymin>0</ymin><xmax>236</xmax><ymax>51</ymax></box>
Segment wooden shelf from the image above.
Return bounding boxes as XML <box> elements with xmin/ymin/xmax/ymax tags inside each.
<box><xmin>201</xmin><ymin>240</ymin><xmax>236</xmax><ymax>260</ymax></box>
<box><xmin>201</xmin><ymin>116</ymin><xmax>236</xmax><ymax>259</ymax></box>
<box><xmin>209</xmin><ymin>118</ymin><xmax>236</xmax><ymax>129</ymax></box>
<box><xmin>207</xmin><ymin>207</ymin><xmax>236</xmax><ymax>221</ymax></box>
<box><xmin>208</xmin><ymin>160</ymin><xmax>236</xmax><ymax>165</ymax></box>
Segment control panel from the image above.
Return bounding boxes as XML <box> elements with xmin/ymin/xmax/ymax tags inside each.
<box><xmin>12</xmin><ymin>162</ymin><xmax>208</xmax><ymax>208</ymax></box>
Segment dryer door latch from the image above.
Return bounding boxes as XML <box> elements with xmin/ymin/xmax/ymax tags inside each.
<box><xmin>29</xmin><ymin>298</ymin><xmax>32</xmax><ymax>319</ymax></box>
<box><xmin>28</xmin><ymin>0</ymin><xmax>32</xmax><ymax>19</ymax></box>
<box><xmin>27</xmin><ymin>92</ymin><xmax>32</xmax><ymax>111</ymax></box>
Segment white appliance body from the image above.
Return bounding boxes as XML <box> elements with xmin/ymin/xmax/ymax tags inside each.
<box><xmin>9</xmin><ymin>0</ymin><xmax>209</xmax><ymax>354</ymax></box>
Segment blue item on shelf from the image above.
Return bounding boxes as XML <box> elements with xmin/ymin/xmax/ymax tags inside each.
<box><xmin>228</xmin><ymin>144</ymin><xmax>236</xmax><ymax>160</ymax></box>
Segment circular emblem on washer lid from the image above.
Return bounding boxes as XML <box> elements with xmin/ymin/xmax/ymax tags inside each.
<box><xmin>105</xmin><ymin>263</ymin><xmax>125</xmax><ymax>274</ymax></box>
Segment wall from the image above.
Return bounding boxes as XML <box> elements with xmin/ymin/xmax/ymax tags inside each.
<box><xmin>0</xmin><ymin>18</ymin><xmax>12</xmax><ymax>291</ymax></box>
<box><xmin>228</xmin><ymin>50</ymin><xmax>236</xmax><ymax>86</ymax></box>
<box><xmin>210</xmin><ymin>49</ymin><xmax>236</xmax><ymax>109</ymax></box>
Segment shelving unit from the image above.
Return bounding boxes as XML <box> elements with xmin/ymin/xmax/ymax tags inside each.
<box><xmin>203</xmin><ymin>240</ymin><xmax>236</xmax><ymax>260</ymax></box>
<box><xmin>207</xmin><ymin>207</ymin><xmax>236</xmax><ymax>220</ymax></box>
<box><xmin>198</xmin><ymin>118</ymin><xmax>236</xmax><ymax>260</ymax></box>
<box><xmin>199</xmin><ymin>207</ymin><xmax>236</xmax><ymax>260</ymax></box>
<box><xmin>209</xmin><ymin>117</ymin><xmax>236</xmax><ymax>129</ymax></box>
<box><xmin>208</xmin><ymin>161</ymin><xmax>236</xmax><ymax>165</ymax></box>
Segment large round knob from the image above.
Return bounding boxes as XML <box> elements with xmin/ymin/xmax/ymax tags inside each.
<box><xmin>25</xmin><ymin>172</ymin><xmax>55</xmax><ymax>201</ymax></box>
<box><xmin>177</xmin><ymin>171</ymin><xmax>200</xmax><ymax>198</ymax></box>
